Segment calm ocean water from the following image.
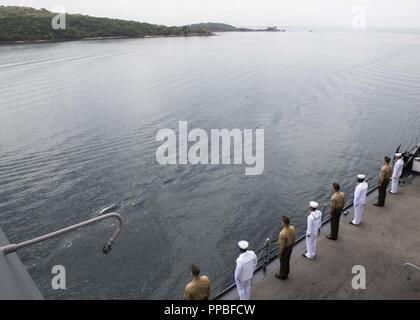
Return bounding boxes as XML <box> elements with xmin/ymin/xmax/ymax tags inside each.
<box><xmin>1</xmin><ymin>30</ymin><xmax>420</xmax><ymax>299</ymax></box>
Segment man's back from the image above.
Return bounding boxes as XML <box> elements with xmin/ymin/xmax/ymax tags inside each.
<box><xmin>381</xmin><ymin>164</ymin><xmax>392</xmax><ymax>180</ymax></box>
<box><xmin>184</xmin><ymin>276</ymin><xmax>211</xmax><ymax>300</ymax></box>
<box><xmin>235</xmin><ymin>251</ymin><xmax>257</xmax><ymax>282</ymax></box>
<box><xmin>354</xmin><ymin>182</ymin><xmax>368</xmax><ymax>205</ymax></box>
<box><xmin>279</xmin><ymin>225</ymin><xmax>296</xmax><ymax>248</ymax></box>
<box><xmin>332</xmin><ymin>191</ymin><xmax>345</xmax><ymax>210</ymax></box>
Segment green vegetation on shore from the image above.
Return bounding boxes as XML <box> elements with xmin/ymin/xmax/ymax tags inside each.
<box><xmin>186</xmin><ymin>22</ymin><xmax>242</xmax><ymax>32</ymax></box>
<box><xmin>0</xmin><ymin>6</ymin><xmax>213</xmax><ymax>43</ymax></box>
<box><xmin>187</xmin><ymin>23</ymin><xmax>284</xmax><ymax>33</ymax></box>
<box><xmin>0</xmin><ymin>6</ymin><xmax>285</xmax><ymax>43</ymax></box>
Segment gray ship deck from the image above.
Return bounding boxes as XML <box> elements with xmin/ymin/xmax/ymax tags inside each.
<box><xmin>250</xmin><ymin>176</ymin><xmax>420</xmax><ymax>299</ymax></box>
<box><xmin>0</xmin><ymin>229</ymin><xmax>43</xmax><ymax>300</ymax></box>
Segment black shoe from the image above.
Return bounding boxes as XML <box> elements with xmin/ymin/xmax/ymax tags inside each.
<box><xmin>373</xmin><ymin>203</ymin><xmax>383</xmax><ymax>207</ymax></box>
<box><xmin>326</xmin><ymin>235</ymin><xmax>336</xmax><ymax>240</ymax></box>
<box><xmin>275</xmin><ymin>273</ymin><xmax>287</xmax><ymax>280</ymax></box>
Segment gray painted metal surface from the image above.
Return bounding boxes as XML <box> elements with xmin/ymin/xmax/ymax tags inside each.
<box><xmin>0</xmin><ymin>213</ymin><xmax>123</xmax><ymax>300</ymax></box>
<box><xmin>0</xmin><ymin>228</ymin><xmax>43</xmax><ymax>300</ymax></box>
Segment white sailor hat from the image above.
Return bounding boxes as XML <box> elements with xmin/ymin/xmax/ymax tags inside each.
<box><xmin>357</xmin><ymin>174</ymin><xmax>366</xmax><ymax>180</ymax></box>
<box><xmin>238</xmin><ymin>241</ymin><xmax>249</xmax><ymax>250</ymax></box>
<box><xmin>309</xmin><ymin>201</ymin><xmax>318</xmax><ymax>209</ymax></box>
<box><xmin>395</xmin><ymin>153</ymin><xmax>402</xmax><ymax>157</ymax></box>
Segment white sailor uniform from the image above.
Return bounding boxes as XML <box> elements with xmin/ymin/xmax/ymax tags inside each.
<box><xmin>390</xmin><ymin>158</ymin><xmax>404</xmax><ymax>194</ymax></box>
<box><xmin>235</xmin><ymin>248</ymin><xmax>257</xmax><ymax>300</ymax></box>
<box><xmin>352</xmin><ymin>180</ymin><xmax>368</xmax><ymax>225</ymax></box>
<box><xmin>305</xmin><ymin>209</ymin><xmax>322</xmax><ymax>259</ymax></box>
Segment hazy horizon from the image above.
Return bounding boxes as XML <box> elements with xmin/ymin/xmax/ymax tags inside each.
<box><xmin>1</xmin><ymin>0</ymin><xmax>420</xmax><ymax>28</ymax></box>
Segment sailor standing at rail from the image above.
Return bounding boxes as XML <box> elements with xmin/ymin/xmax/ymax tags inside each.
<box><xmin>234</xmin><ymin>241</ymin><xmax>257</xmax><ymax>300</ymax></box>
<box><xmin>303</xmin><ymin>201</ymin><xmax>322</xmax><ymax>259</ymax></box>
<box><xmin>349</xmin><ymin>174</ymin><xmax>368</xmax><ymax>226</ymax></box>
<box><xmin>276</xmin><ymin>216</ymin><xmax>296</xmax><ymax>280</ymax></box>
<box><xmin>183</xmin><ymin>264</ymin><xmax>211</xmax><ymax>300</ymax></box>
<box><xmin>373</xmin><ymin>157</ymin><xmax>393</xmax><ymax>207</ymax></box>
<box><xmin>390</xmin><ymin>153</ymin><xmax>404</xmax><ymax>194</ymax></box>
<box><xmin>327</xmin><ymin>183</ymin><xmax>345</xmax><ymax>240</ymax></box>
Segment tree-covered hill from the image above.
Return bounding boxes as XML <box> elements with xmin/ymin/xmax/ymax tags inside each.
<box><xmin>0</xmin><ymin>6</ymin><xmax>213</xmax><ymax>43</ymax></box>
<box><xmin>187</xmin><ymin>22</ymin><xmax>242</xmax><ymax>32</ymax></box>
<box><xmin>187</xmin><ymin>22</ymin><xmax>284</xmax><ymax>33</ymax></box>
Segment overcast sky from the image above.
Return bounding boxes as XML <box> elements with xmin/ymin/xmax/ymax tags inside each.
<box><xmin>2</xmin><ymin>0</ymin><xmax>420</xmax><ymax>27</ymax></box>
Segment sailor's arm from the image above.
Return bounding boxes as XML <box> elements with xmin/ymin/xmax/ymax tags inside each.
<box><xmin>354</xmin><ymin>187</ymin><xmax>360</xmax><ymax>205</ymax></box>
<box><xmin>183</xmin><ymin>285</ymin><xmax>192</xmax><ymax>300</ymax></box>
<box><xmin>252</xmin><ymin>255</ymin><xmax>258</xmax><ymax>271</ymax></box>
<box><xmin>306</xmin><ymin>216</ymin><xmax>313</xmax><ymax>237</ymax></box>
<box><xmin>279</xmin><ymin>233</ymin><xmax>286</xmax><ymax>255</ymax></box>
<box><xmin>379</xmin><ymin>168</ymin><xmax>385</xmax><ymax>186</ymax></box>
<box><xmin>234</xmin><ymin>262</ymin><xmax>242</xmax><ymax>283</ymax></box>
<box><xmin>330</xmin><ymin>198</ymin><xmax>336</xmax><ymax>217</ymax></box>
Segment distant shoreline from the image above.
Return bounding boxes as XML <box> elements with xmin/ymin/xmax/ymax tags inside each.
<box><xmin>0</xmin><ymin>30</ymin><xmax>290</xmax><ymax>46</ymax></box>
<box><xmin>0</xmin><ymin>33</ymin><xmax>216</xmax><ymax>45</ymax></box>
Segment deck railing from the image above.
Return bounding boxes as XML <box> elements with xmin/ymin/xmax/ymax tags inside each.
<box><xmin>0</xmin><ymin>213</ymin><xmax>123</xmax><ymax>256</ymax></box>
<box><xmin>404</xmin><ymin>263</ymin><xmax>420</xmax><ymax>281</ymax></box>
<box><xmin>213</xmin><ymin>144</ymin><xmax>420</xmax><ymax>299</ymax></box>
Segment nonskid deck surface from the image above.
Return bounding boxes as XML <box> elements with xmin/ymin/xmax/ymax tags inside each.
<box><xmin>0</xmin><ymin>229</ymin><xmax>43</xmax><ymax>300</ymax></box>
<box><xmin>250</xmin><ymin>177</ymin><xmax>420</xmax><ymax>300</ymax></box>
